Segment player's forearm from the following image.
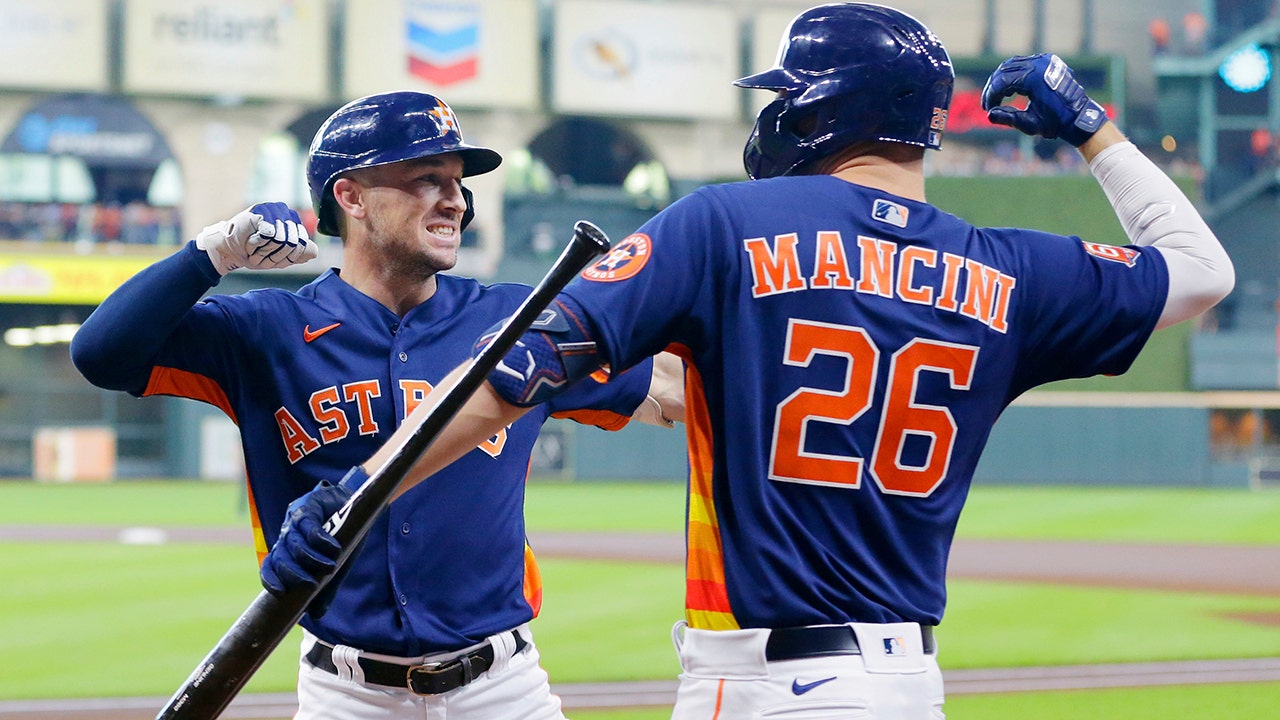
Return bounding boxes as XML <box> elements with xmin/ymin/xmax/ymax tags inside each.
<box><xmin>636</xmin><ymin>350</ymin><xmax>685</xmax><ymax>426</ymax></box>
<box><xmin>70</xmin><ymin>240</ymin><xmax>221</xmax><ymax>392</ymax></box>
<box><xmin>385</xmin><ymin>367</ymin><xmax>531</xmax><ymax>501</ymax></box>
<box><xmin>1077</xmin><ymin>122</ymin><xmax>1127</xmax><ymax>164</ymax></box>
<box><xmin>1086</xmin><ymin>128</ymin><xmax>1235</xmax><ymax>328</ymax></box>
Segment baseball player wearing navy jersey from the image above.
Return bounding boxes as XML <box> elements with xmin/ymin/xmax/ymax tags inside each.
<box><xmin>278</xmin><ymin>5</ymin><xmax>1233</xmax><ymax>719</ymax></box>
<box><xmin>71</xmin><ymin>92</ymin><xmax>681</xmax><ymax>720</ymax></box>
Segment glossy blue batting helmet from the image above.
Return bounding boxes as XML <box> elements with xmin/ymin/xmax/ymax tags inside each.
<box><xmin>735</xmin><ymin>3</ymin><xmax>954</xmax><ymax>180</ymax></box>
<box><xmin>307</xmin><ymin>91</ymin><xmax>502</xmax><ymax>236</ymax></box>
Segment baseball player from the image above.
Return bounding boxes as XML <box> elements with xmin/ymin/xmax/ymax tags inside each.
<box><xmin>70</xmin><ymin>91</ymin><xmax>681</xmax><ymax>720</ymax></box>
<box><xmin>279</xmin><ymin>6</ymin><xmax>1233</xmax><ymax>720</ymax></box>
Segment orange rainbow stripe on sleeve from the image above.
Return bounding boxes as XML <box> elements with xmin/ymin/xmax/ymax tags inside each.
<box><xmin>675</xmin><ymin>348</ymin><xmax>737</xmax><ymax>630</ymax></box>
<box><xmin>550</xmin><ymin>408</ymin><xmax>631</xmax><ymax>431</ymax></box>
<box><xmin>144</xmin><ymin>366</ymin><xmax>237</xmax><ymax>423</ymax></box>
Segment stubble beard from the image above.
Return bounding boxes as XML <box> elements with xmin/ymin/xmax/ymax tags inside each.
<box><xmin>366</xmin><ymin>210</ymin><xmax>459</xmax><ymax>281</ymax></box>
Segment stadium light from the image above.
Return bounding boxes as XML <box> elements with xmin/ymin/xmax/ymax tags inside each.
<box><xmin>4</xmin><ymin>323</ymin><xmax>79</xmax><ymax>347</ymax></box>
<box><xmin>1219</xmin><ymin>42</ymin><xmax>1272</xmax><ymax>93</ymax></box>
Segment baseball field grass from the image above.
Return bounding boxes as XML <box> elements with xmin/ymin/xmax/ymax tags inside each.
<box><xmin>2</xmin><ymin>479</ymin><xmax>1278</xmax><ymax>719</ymax></box>
<box><xmin>566</xmin><ymin>682</ymin><xmax>1280</xmax><ymax>720</ymax></box>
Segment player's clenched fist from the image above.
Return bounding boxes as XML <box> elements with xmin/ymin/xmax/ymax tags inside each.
<box><xmin>259</xmin><ymin>476</ymin><xmax>354</xmax><ymax>617</ymax></box>
<box><xmin>981</xmin><ymin>53</ymin><xmax>1107</xmax><ymax>147</ymax></box>
<box><xmin>195</xmin><ymin>202</ymin><xmax>317</xmax><ymax>276</ymax></box>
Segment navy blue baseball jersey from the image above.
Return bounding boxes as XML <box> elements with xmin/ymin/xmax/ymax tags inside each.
<box><xmin>74</xmin><ymin>241</ymin><xmax>650</xmax><ymax>655</ymax></box>
<box><xmin>561</xmin><ymin>175</ymin><xmax>1167</xmax><ymax>631</ymax></box>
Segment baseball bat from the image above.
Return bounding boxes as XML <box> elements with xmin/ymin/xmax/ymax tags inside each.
<box><xmin>155</xmin><ymin>221</ymin><xmax>612</xmax><ymax>720</ymax></box>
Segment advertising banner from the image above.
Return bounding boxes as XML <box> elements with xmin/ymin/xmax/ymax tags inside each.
<box><xmin>2</xmin><ymin>95</ymin><xmax>172</xmax><ymax>168</ymax></box>
<box><xmin>0</xmin><ymin>253</ymin><xmax>160</xmax><ymax>304</ymax></box>
<box><xmin>122</xmin><ymin>0</ymin><xmax>329</xmax><ymax>101</ymax></box>
<box><xmin>0</xmin><ymin>0</ymin><xmax>109</xmax><ymax>92</ymax></box>
<box><xmin>552</xmin><ymin>0</ymin><xmax>738</xmax><ymax>120</ymax></box>
<box><xmin>343</xmin><ymin>0</ymin><xmax>539</xmax><ymax>110</ymax></box>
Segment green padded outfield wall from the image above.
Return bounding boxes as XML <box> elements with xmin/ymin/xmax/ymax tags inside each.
<box><xmin>926</xmin><ymin>174</ymin><xmax>1196</xmax><ymax>392</ymax></box>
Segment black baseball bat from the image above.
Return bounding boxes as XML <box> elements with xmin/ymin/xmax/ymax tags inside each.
<box><xmin>155</xmin><ymin>220</ymin><xmax>612</xmax><ymax>720</ymax></box>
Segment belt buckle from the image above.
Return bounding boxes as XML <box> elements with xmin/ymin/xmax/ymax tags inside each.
<box><xmin>405</xmin><ymin>660</ymin><xmax>448</xmax><ymax>695</ymax></box>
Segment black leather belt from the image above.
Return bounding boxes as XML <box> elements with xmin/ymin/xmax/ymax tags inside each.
<box><xmin>765</xmin><ymin>624</ymin><xmax>936</xmax><ymax>661</ymax></box>
<box><xmin>305</xmin><ymin>630</ymin><xmax>528</xmax><ymax>695</ymax></box>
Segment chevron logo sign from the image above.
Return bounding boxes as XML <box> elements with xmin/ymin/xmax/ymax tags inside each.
<box><xmin>405</xmin><ymin>1</ymin><xmax>480</xmax><ymax>86</ymax></box>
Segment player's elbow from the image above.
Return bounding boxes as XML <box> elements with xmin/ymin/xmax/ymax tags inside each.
<box><xmin>1207</xmin><ymin>258</ymin><xmax>1236</xmax><ymax>306</ymax></box>
<box><xmin>69</xmin><ymin>329</ymin><xmax>145</xmax><ymax>393</ymax></box>
<box><xmin>1194</xmin><ymin>241</ymin><xmax>1236</xmax><ymax>309</ymax></box>
<box><xmin>1183</xmin><ymin>268</ymin><xmax>1235</xmax><ymax>325</ymax></box>
<box><xmin>69</xmin><ymin>331</ymin><xmax>104</xmax><ymax>384</ymax></box>
<box><xmin>1155</xmin><ymin>250</ymin><xmax>1235</xmax><ymax>329</ymax></box>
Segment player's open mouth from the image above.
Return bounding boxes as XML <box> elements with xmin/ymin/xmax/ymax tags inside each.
<box><xmin>427</xmin><ymin>223</ymin><xmax>457</xmax><ymax>238</ymax></box>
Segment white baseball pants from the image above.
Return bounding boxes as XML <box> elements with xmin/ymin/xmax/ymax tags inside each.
<box><xmin>294</xmin><ymin>625</ymin><xmax>564</xmax><ymax>720</ymax></box>
<box><xmin>670</xmin><ymin>621</ymin><xmax>945</xmax><ymax>720</ymax></box>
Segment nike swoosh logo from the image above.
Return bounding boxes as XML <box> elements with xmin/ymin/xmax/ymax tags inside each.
<box><xmin>303</xmin><ymin>322</ymin><xmax>341</xmax><ymax>343</ymax></box>
<box><xmin>791</xmin><ymin>676</ymin><xmax>837</xmax><ymax>695</ymax></box>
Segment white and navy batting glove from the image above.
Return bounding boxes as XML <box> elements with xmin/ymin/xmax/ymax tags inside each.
<box><xmin>981</xmin><ymin>53</ymin><xmax>1108</xmax><ymax>147</ymax></box>
<box><xmin>195</xmin><ymin>202</ymin><xmax>317</xmax><ymax>276</ymax></box>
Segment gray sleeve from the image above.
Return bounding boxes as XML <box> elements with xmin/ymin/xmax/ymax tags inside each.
<box><xmin>1089</xmin><ymin>141</ymin><xmax>1234</xmax><ymax>329</ymax></box>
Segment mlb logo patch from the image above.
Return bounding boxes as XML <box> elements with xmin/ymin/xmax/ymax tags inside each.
<box><xmin>883</xmin><ymin>636</ymin><xmax>905</xmax><ymax>656</ymax></box>
<box><xmin>872</xmin><ymin>199</ymin><xmax>909</xmax><ymax>228</ymax></box>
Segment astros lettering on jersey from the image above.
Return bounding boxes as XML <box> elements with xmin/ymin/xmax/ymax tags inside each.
<box><xmin>136</xmin><ymin>253</ymin><xmax>649</xmax><ymax>656</ymax></box>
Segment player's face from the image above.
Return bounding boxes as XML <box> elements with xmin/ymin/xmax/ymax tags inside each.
<box><xmin>354</xmin><ymin>154</ymin><xmax>468</xmax><ymax>276</ymax></box>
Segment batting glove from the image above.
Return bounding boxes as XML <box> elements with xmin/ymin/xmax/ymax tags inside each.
<box><xmin>259</xmin><ymin>477</ymin><xmax>353</xmax><ymax>617</ymax></box>
<box><xmin>981</xmin><ymin>53</ymin><xmax>1108</xmax><ymax>147</ymax></box>
<box><xmin>195</xmin><ymin>202</ymin><xmax>317</xmax><ymax>276</ymax></box>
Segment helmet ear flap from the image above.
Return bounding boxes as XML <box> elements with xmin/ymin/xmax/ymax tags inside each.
<box><xmin>460</xmin><ymin>185</ymin><xmax>475</xmax><ymax>232</ymax></box>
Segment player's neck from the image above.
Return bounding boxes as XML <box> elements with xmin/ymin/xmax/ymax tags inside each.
<box><xmin>340</xmin><ymin>254</ymin><xmax>439</xmax><ymax>317</ymax></box>
<box><xmin>817</xmin><ymin>143</ymin><xmax>927</xmax><ymax>201</ymax></box>
<box><xmin>826</xmin><ymin>154</ymin><xmax>926</xmax><ymax>202</ymax></box>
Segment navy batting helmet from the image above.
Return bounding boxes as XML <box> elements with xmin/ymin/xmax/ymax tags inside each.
<box><xmin>307</xmin><ymin>91</ymin><xmax>502</xmax><ymax>236</ymax></box>
<box><xmin>735</xmin><ymin>3</ymin><xmax>954</xmax><ymax>180</ymax></box>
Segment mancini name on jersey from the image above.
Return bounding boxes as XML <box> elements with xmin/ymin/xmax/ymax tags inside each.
<box><xmin>741</xmin><ymin>229</ymin><xmax>1016</xmax><ymax>335</ymax></box>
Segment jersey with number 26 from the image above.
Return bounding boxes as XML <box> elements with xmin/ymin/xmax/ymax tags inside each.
<box><xmin>561</xmin><ymin>175</ymin><xmax>1168</xmax><ymax>631</ymax></box>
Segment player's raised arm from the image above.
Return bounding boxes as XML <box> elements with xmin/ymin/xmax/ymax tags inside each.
<box><xmin>70</xmin><ymin>202</ymin><xmax>315</xmax><ymax>393</ymax></box>
<box><xmin>982</xmin><ymin>53</ymin><xmax>1234</xmax><ymax>329</ymax></box>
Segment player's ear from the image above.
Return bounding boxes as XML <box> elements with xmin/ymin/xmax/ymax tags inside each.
<box><xmin>331</xmin><ymin>176</ymin><xmax>368</xmax><ymax>223</ymax></box>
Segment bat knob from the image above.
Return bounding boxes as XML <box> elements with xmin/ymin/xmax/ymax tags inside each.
<box><xmin>573</xmin><ymin>220</ymin><xmax>611</xmax><ymax>255</ymax></box>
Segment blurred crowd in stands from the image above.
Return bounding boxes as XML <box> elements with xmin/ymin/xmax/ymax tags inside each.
<box><xmin>0</xmin><ymin>202</ymin><xmax>323</xmax><ymax>247</ymax></box>
<box><xmin>0</xmin><ymin>201</ymin><xmax>183</xmax><ymax>246</ymax></box>
<box><xmin>1149</xmin><ymin>2</ymin><xmax>1279</xmax><ymax>57</ymax></box>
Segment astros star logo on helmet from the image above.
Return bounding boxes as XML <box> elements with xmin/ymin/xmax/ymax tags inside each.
<box><xmin>430</xmin><ymin>99</ymin><xmax>459</xmax><ymax>132</ymax></box>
